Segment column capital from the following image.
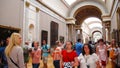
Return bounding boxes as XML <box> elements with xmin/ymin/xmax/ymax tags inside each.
<box><xmin>101</xmin><ymin>14</ymin><xmax>111</xmax><ymax>22</ymax></box>
<box><xmin>75</xmin><ymin>25</ymin><xmax>81</xmax><ymax>30</ymax></box>
<box><xmin>36</xmin><ymin>7</ymin><xmax>40</xmax><ymax>12</ymax></box>
<box><xmin>25</xmin><ymin>2</ymin><xmax>30</xmax><ymax>8</ymax></box>
<box><xmin>66</xmin><ymin>18</ymin><xmax>76</xmax><ymax>24</ymax></box>
<box><xmin>104</xmin><ymin>21</ymin><xmax>111</xmax><ymax>29</ymax></box>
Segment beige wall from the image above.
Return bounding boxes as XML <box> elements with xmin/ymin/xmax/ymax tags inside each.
<box><xmin>0</xmin><ymin>0</ymin><xmax>67</xmax><ymax>46</ymax></box>
<box><xmin>0</xmin><ymin>0</ymin><xmax>24</xmax><ymax>29</ymax></box>
<box><xmin>39</xmin><ymin>10</ymin><xmax>67</xmax><ymax>45</ymax></box>
<box><xmin>110</xmin><ymin>0</ymin><xmax>119</xmax><ymax>32</ymax></box>
<box><xmin>111</xmin><ymin>12</ymin><xmax>117</xmax><ymax>31</ymax></box>
<box><xmin>26</xmin><ymin>0</ymin><xmax>67</xmax><ymax>45</ymax></box>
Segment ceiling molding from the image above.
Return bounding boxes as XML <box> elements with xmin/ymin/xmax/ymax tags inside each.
<box><xmin>61</xmin><ymin>0</ymin><xmax>70</xmax><ymax>8</ymax></box>
<box><xmin>0</xmin><ymin>25</ymin><xmax>21</xmax><ymax>31</ymax></box>
<box><xmin>36</xmin><ymin>0</ymin><xmax>66</xmax><ymax>20</ymax></box>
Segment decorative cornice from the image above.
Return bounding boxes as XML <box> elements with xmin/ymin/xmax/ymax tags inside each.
<box><xmin>65</xmin><ymin>17</ymin><xmax>76</xmax><ymax>21</ymax></box>
<box><xmin>36</xmin><ymin>0</ymin><xmax>66</xmax><ymax>20</ymax></box>
<box><xmin>61</xmin><ymin>0</ymin><xmax>70</xmax><ymax>8</ymax></box>
<box><xmin>66</xmin><ymin>18</ymin><xmax>76</xmax><ymax>24</ymax></box>
<box><xmin>101</xmin><ymin>0</ymin><xmax>118</xmax><ymax>21</ymax></box>
<box><xmin>102</xmin><ymin>15</ymin><xmax>111</xmax><ymax>21</ymax></box>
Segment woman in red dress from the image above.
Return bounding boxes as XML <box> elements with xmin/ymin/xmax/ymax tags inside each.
<box><xmin>62</xmin><ymin>41</ymin><xmax>78</xmax><ymax>68</ymax></box>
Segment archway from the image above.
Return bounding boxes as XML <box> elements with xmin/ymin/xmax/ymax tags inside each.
<box><xmin>92</xmin><ymin>31</ymin><xmax>102</xmax><ymax>42</ymax></box>
<box><xmin>81</xmin><ymin>17</ymin><xmax>103</xmax><ymax>43</ymax></box>
<box><xmin>74</xmin><ymin>5</ymin><xmax>102</xmax><ymax>25</ymax></box>
<box><xmin>68</xmin><ymin>0</ymin><xmax>108</xmax><ymax>17</ymax></box>
<box><xmin>73</xmin><ymin>5</ymin><xmax>103</xmax><ymax>43</ymax></box>
<box><xmin>66</xmin><ymin>0</ymin><xmax>109</xmax><ymax>43</ymax></box>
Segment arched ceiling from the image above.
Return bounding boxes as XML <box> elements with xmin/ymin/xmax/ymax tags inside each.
<box><xmin>84</xmin><ymin>17</ymin><xmax>102</xmax><ymax>29</ymax></box>
<box><xmin>64</xmin><ymin>0</ymin><xmax>76</xmax><ymax>5</ymax></box>
<box><xmin>82</xmin><ymin>17</ymin><xmax>103</xmax><ymax>36</ymax></box>
<box><xmin>64</xmin><ymin>0</ymin><xmax>106</xmax><ymax>7</ymax></box>
<box><xmin>75</xmin><ymin>5</ymin><xmax>102</xmax><ymax>25</ymax></box>
<box><xmin>68</xmin><ymin>0</ymin><xmax>108</xmax><ymax>18</ymax></box>
<box><xmin>92</xmin><ymin>31</ymin><xmax>102</xmax><ymax>35</ymax></box>
<box><xmin>90</xmin><ymin>27</ymin><xmax>103</xmax><ymax>35</ymax></box>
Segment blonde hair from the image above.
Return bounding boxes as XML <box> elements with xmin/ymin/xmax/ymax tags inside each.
<box><xmin>5</xmin><ymin>33</ymin><xmax>21</xmax><ymax>57</ymax></box>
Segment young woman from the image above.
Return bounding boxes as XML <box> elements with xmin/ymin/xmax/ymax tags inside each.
<box><xmin>96</xmin><ymin>39</ymin><xmax>107</xmax><ymax>68</ymax></box>
<box><xmin>41</xmin><ymin>40</ymin><xmax>50</xmax><ymax>68</ymax></box>
<box><xmin>77</xmin><ymin>44</ymin><xmax>101</xmax><ymax>68</ymax></box>
<box><xmin>31</xmin><ymin>41</ymin><xmax>41</xmax><ymax>68</ymax></box>
<box><xmin>62</xmin><ymin>41</ymin><xmax>78</xmax><ymax>68</ymax></box>
<box><xmin>5</xmin><ymin>33</ymin><xmax>25</xmax><ymax>68</ymax></box>
<box><xmin>108</xmin><ymin>39</ymin><xmax>118</xmax><ymax>68</ymax></box>
<box><xmin>52</xmin><ymin>41</ymin><xmax>62</xmax><ymax>68</ymax></box>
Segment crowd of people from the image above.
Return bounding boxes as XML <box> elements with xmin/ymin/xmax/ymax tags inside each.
<box><xmin>0</xmin><ymin>32</ymin><xmax>120</xmax><ymax>68</ymax></box>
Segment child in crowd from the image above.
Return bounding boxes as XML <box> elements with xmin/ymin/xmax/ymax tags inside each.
<box><xmin>52</xmin><ymin>41</ymin><xmax>62</xmax><ymax>68</ymax></box>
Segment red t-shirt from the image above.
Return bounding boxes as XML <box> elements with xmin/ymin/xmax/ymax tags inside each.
<box><xmin>62</xmin><ymin>50</ymin><xmax>77</xmax><ymax>62</ymax></box>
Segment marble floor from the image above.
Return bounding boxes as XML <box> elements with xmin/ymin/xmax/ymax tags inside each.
<box><xmin>27</xmin><ymin>55</ymin><xmax>112</xmax><ymax>68</ymax></box>
<box><xmin>27</xmin><ymin>55</ymin><xmax>54</xmax><ymax>68</ymax></box>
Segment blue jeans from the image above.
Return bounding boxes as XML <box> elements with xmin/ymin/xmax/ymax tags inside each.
<box><xmin>53</xmin><ymin>60</ymin><xmax>60</xmax><ymax>68</ymax></box>
<box><xmin>32</xmin><ymin>63</ymin><xmax>40</xmax><ymax>68</ymax></box>
<box><xmin>4</xmin><ymin>65</ymin><xmax>8</xmax><ymax>68</ymax></box>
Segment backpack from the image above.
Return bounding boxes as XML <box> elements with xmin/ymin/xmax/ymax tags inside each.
<box><xmin>23</xmin><ymin>47</ymin><xmax>29</xmax><ymax>63</ymax></box>
<box><xmin>45</xmin><ymin>45</ymin><xmax>50</xmax><ymax>53</ymax></box>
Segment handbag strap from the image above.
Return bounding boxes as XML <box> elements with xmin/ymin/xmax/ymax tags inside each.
<box><xmin>9</xmin><ymin>57</ymin><xmax>20</xmax><ymax>68</ymax></box>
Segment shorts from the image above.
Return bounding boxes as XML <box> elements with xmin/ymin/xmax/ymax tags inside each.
<box><xmin>42</xmin><ymin>56</ymin><xmax>48</xmax><ymax>63</ymax></box>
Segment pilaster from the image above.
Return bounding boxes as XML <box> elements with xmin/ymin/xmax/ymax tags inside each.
<box><xmin>66</xmin><ymin>18</ymin><xmax>76</xmax><ymax>42</ymax></box>
<box><xmin>104</xmin><ymin>21</ymin><xmax>111</xmax><ymax>41</ymax></box>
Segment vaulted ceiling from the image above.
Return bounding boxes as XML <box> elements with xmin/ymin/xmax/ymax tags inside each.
<box><xmin>75</xmin><ymin>5</ymin><xmax>102</xmax><ymax>25</ymax></box>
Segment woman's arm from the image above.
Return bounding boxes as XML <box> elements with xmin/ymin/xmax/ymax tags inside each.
<box><xmin>71</xmin><ymin>57</ymin><xmax>79</xmax><ymax>67</ymax></box>
<box><xmin>93</xmin><ymin>53</ymin><xmax>101</xmax><ymax>68</ymax></box>
<box><xmin>96</xmin><ymin>61</ymin><xmax>101</xmax><ymax>68</ymax></box>
<box><xmin>96</xmin><ymin>46</ymin><xmax>99</xmax><ymax>55</ymax></box>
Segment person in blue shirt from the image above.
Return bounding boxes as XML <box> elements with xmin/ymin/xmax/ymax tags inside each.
<box><xmin>75</xmin><ymin>39</ymin><xmax>83</xmax><ymax>56</ymax></box>
<box><xmin>0</xmin><ymin>37</ymin><xmax>9</xmax><ymax>68</ymax></box>
<box><xmin>75</xmin><ymin>39</ymin><xmax>83</xmax><ymax>68</ymax></box>
<box><xmin>41</xmin><ymin>40</ymin><xmax>50</xmax><ymax>68</ymax></box>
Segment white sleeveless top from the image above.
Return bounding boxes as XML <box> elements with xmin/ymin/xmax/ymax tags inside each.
<box><xmin>78</xmin><ymin>53</ymin><xmax>99</xmax><ymax>68</ymax></box>
<box><xmin>98</xmin><ymin>45</ymin><xmax>107</xmax><ymax>61</ymax></box>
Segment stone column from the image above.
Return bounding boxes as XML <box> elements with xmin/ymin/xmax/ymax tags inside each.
<box><xmin>102</xmin><ymin>22</ymin><xmax>106</xmax><ymax>41</ymax></box>
<box><xmin>23</xmin><ymin>1</ymin><xmax>30</xmax><ymax>43</ymax></box>
<box><xmin>80</xmin><ymin>29</ymin><xmax>83</xmax><ymax>40</ymax></box>
<box><xmin>102</xmin><ymin>15</ymin><xmax>111</xmax><ymax>42</ymax></box>
<box><xmin>75</xmin><ymin>25</ymin><xmax>81</xmax><ymax>40</ymax></box>
<box><xmin>104</xmin><ymin>21</ymin><xmax>111</xmax><ymax>42</ymax></box>
<box><xmin>67</xmin><ymin>24</ymin><xmax>74</xmax><ymax>41</ymax></box>
<box><xmin>74</xmin><ymin>25</ymin><xmax>83</xmax><ymax>42</ymax></box>
<box><xmin>76</xmin><ymin>29</ymin><xmax>81</xmax><ymax>40</ymax></box>
<box><xmin>66</xmin><ymin>18</ymin><xmax>76</xmax><ymax>42</ymax></box>
<box><xmin>36</xmin><ymin>7</ymin><xmax>40</xmax><ymax>41</ymax></box>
